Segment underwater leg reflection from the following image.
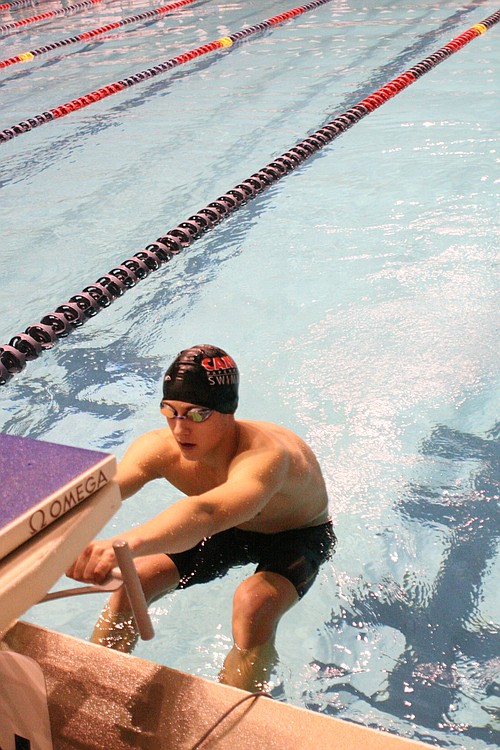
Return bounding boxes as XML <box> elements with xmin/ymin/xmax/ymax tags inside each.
<box><xmin>91</xmin><ymin>553</ymin><xmax>179</xmax><ymax>652</ymax></box>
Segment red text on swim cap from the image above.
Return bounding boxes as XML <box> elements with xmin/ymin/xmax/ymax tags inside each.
<box><xmin>201</xmin><ymin>356</ymin><xmax>236</xmax><ymax>371</ymax></box>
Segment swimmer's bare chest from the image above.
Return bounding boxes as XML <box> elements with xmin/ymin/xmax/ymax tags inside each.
<box><xmin>151</xmin><ymin>423</ymin><xmax>329</xmax><ymax>531</ymax></box>
<box><xmin>162</xmin><ymin>459</ymin><xmax>228</xmax><ymax>497</ymax></box>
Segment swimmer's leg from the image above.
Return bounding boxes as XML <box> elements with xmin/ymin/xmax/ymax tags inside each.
<box><xmin>90</xmin><ymin>554</ymin><xmax>180</xmax><ymax>652</ymax></box>
<box><xmin>219</xmin><ymin>571</ymin><xmax>298</xmax><ymax>692</ymax></box>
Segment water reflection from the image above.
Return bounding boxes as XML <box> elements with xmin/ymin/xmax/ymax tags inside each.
<box><xmin>311</xmin><ymin>423</ymin><xmax>499</xmax><ymax>746</ymax></box>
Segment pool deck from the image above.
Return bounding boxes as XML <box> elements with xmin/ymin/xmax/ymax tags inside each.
<box><xmin>3</xmin><ymin>620</ymin><xmax>434</xmax><ymax>750</ymax></box>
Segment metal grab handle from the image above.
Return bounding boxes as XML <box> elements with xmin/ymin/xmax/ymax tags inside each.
<box><xmin>112</xmin><ymin>539</ymin><xmax>154</xmax><ymax>641</ymax></box>
<box><xmin>41</xmin><ymin>573</ymin><xmax>122</xmax><ymax>600</ymax></box>
<box><xmin>40</xmin><ymin>540</ymin><xmax>154</xmax><ymax>641</ymax></box>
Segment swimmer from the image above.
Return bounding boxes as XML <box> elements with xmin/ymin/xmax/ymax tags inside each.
<box><xmin>67</xmin><ymin>344</ymin><xmax>335</xmax><ymax>692</ymax></box>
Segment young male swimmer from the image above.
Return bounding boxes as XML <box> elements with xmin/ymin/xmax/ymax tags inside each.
<box><xmin>67</xmin><ymin>344</ymin><xmax>335</xmax><ymax>692</ymax></box>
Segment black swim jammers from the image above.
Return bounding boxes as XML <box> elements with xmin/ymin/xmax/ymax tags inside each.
<box><xmin>168</xmin><ymin>521</ymin><xmax>336</xmax><ymax>599</ymax></box>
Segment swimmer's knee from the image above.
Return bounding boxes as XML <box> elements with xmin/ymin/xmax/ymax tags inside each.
<box><xmin>232</xmin><ymin>572</ymin><xmax>298</xmax><ymax>647</ymax></box>
<box><xmin>233</xmin><ymin>576</ymin><xmax>273</xmax><ymax>619</ymax></box>
<box><xmin>233</xmin><ymin>572</ymin><xmax>298</xmax><ymax>614</ymax></box>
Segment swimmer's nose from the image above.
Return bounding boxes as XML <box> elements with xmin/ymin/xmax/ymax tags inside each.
<box><xmin>171</xmin><ymin>418</ymin><xmax>190</xmax><ymax>436</ymax></box>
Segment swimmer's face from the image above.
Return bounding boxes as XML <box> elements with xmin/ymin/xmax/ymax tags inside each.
<box><xmin>161</xmin><ymin>399</ymin><xmax>232</xmax><ymax>460</ymax></box>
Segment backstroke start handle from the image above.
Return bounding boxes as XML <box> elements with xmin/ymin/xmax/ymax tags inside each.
<box><xmin>113</xmin><ymin>540</ymin><xmax>155</xmax><ymax>641</ymax></box>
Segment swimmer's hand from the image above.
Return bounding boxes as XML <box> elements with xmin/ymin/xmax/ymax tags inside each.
<box><xmin>66</xmin><ymin>539</ymin><xmax>117</xmax><ymax>585</ymax></box>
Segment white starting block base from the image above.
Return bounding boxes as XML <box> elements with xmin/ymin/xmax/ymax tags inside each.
<box><xmin>0</xmin><ymin>650</ymin><xmax>53</xmax><ymax>750</ymax></box>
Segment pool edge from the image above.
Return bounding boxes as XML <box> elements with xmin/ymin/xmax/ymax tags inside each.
<box><xmin>3</xmin><ymin>619</ymin><xmax>435</xmax><ymax>750</ymax></box>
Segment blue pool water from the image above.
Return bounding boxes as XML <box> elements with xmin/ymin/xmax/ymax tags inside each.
<box><xmin>1</xmin><ymin>0</ymin><xmax>499</xmax><ymax>746</ymax></box>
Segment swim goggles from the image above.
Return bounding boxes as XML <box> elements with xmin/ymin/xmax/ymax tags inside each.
<box><xmin>160</xmin><ymin>401</ymin><xmax>214</xmax><ymax>423</ymax></box>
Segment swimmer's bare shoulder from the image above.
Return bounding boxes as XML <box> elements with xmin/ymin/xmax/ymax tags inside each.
<box><xmin>234</xmin><ymin>419</ymin><xmax>329</xmax><ymax>529</ymax></box>
<box><xmin>236</xmin><ymin>419</ymin><xmax>323</xmax><ymax>474</ymax></box>
<box><xmin>115</xmin><ymin>428</ymin><xmax>178</xmax><ymax>500</ymax></box>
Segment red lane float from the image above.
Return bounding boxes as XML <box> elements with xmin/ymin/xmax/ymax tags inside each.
<box><xmin>0</xmin><ymin>0</ymin><xmax>105</xmax><ymax>32</ymax></box>
<box><xmin>1</xmin><ymin>0</ymin><xmax>57</xmax><ymax>9</ymax></box>
<box><xmin>0</xmin><ymin>0</ymin><xmax>198</xmax><ymax>68</ymax></box>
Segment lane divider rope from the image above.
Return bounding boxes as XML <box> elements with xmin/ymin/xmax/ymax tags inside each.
<box><xmin>0</xmin><ymin>0</ymin><xmax>75</xmax><ymax>10</ymax></box>
<box><xmin>0</xmin><ymin>0</ymin><xmax>107</xmax><ymax>32</ymax></box>
<box><xmin>0</xmin><ymin>0</ymin><xmax>54</xmax><ymax>10</ymax></box>
<box><xmin>0</xmin><ymin>0</ymin><xmax>335</xmax><ymax>141</ymax></box>
<box><xmin>0</xmin><ymin>0</ymin><xmax>198</xmax><ymax>68</ymax></box>
<box><xmin>1</xmin><ymin>10</ymin><xmax>498</xmax><ymax>385</ymax></box>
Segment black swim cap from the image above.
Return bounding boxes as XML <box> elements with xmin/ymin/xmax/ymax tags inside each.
<box><xmin>162</xmin><ymin>345</ymin><xmax>239</xmax><ymax>414</ymax></box>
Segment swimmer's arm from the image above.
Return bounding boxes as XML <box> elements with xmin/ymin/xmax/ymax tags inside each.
<box><xmin>67</xmin><ymin>449</ymin><xmax>287</xmax><ymax>583</ymax></box>
<box><xmin>122</xmin><ymin>448</ymin><xmax>289</xmax><ymax>557</ymax></box>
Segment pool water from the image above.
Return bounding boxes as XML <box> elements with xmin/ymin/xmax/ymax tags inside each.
<box><xmin>1</xmin><ymin>0</ymin><xmax>499</xmax><ymax>746</ymax></box>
